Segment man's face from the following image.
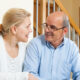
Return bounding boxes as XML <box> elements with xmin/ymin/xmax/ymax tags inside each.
<box><xmin>44</xmin><ymin>16</ymin><xmax>66</xmax><ymax>44</ymax></box>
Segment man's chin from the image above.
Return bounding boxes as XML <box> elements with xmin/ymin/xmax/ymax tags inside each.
<box><xmin>45</xmin><ymin>35</ymin><xmax>51</xmax><ymax>38</ymax></box>
<box><xmin>45</xmin><ymin>36</ymin><xmax>52</xmax><ymax>42</ymax></box>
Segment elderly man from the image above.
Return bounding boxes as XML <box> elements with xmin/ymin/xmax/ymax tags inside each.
<box><xmin>23</xmin><ymin>11</ymin><xmax>80</xmax><ymax>80</ymax></box>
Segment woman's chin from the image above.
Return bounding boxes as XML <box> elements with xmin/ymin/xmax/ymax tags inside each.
<box><xmin>20</xmin><ymin>38</ymin><xmax>28</xmax><ymax>42</ymax></box>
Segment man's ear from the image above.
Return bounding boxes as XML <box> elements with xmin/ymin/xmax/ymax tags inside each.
<box><xmin>10</xmin><ymin>26</ymin><xmax>17</xmax><ymax>35</ymax></box>
<box><xmin>63</xmin><ymin>27</ymin><xmax>68</xmax><ymax>35</ymax></box>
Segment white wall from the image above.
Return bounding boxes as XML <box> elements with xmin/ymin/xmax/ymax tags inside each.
<box><xmin>0</xmin><ymin>0</ymin><xmax>33</xmax><ymax>42</ymax></box>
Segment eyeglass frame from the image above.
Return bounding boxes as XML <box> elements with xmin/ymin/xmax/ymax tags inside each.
<box><xmin>42</xmin><ymin>23</ymin><xmax>66</xmax><ymax>31</ymax></box>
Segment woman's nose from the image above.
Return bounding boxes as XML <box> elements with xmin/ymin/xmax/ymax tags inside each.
<box><xmin>29</xmin><ymin>27</ymin><xmax>32</xmax><ymax>33</ymax></box>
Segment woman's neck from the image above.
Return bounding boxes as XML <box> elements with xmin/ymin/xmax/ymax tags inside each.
<box><xmin>3</xmin><ymin>35</ymin><xmax>19</xmax><ymax>58</ymax></box>
<box><xmin>3</xmin><ymin>35</ymin><xmax>18</xmax><ymax>48</ymax></box>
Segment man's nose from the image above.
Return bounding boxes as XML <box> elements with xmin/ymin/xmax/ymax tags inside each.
<box><xmin>45</xmin><ymin>26</ymin><xmax>50</xmax><ymax>32</ymax></box>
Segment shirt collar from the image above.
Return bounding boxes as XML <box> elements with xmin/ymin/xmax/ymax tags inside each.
<box><xmin>46</xmin><ymin>37</ymin><xmax>65</xmax><ymax>49</ymax></box>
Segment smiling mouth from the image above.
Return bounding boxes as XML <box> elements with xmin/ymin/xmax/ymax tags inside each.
<box><xmin>45</xmin><ymin>33</ymin><xmax>54</xmax><ymax>36</ymax></box>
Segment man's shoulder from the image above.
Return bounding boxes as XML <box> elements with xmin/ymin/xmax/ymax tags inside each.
<box><xmin>64</xmin><ymin>37</ymin><xmax>79</xmax><ymax>58</ymax></box>
<box><xmin>30</xmin><ymin>35</ymin><xmax>45</xmax><ymax>44</ymax></box>
<box><xmin>28</xmin><ymin>35</ymin><xmax>46</xmax><ymax>47</ymax></box>
<box><xmin>64</xmin><ymin>37</ymin><xmax>78</xmax><ymax>49</ymax></box>
<box><xmin>33</xmin><ymin>35</ymin><xmax>44</xmax><ymax>40</ymax></box>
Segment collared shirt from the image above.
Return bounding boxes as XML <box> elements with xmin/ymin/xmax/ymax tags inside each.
<box><xmin>23</xmin><ymin>35</ymin><xmax>80</xmax><ymax>80</ymax></box>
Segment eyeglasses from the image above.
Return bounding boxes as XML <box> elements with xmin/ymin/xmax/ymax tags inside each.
<box><xmin>42</xmin><ymin>23</ymin><xmax>65</xmax><ymax>31</ymax></box>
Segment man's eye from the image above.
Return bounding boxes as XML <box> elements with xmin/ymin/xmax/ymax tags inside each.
<box><xmin>50</xmin><ymin>25</ymin><xmax>56</xmax><ymax>29</ymax></box>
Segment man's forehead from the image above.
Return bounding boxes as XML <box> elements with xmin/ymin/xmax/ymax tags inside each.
<box><xmin>47</xmin><ymin>11</ymin><xmax>65</xmax><ymax>20</ymax></box>
<box><xmin>47</xmin><ymin>15</ymin><xmax>63</xmax><ymax>24</ymax></box>
<box><xmin>49</xmin><ymin>11</ymin><xmax>65</xmax><ymax>16</ymax></box>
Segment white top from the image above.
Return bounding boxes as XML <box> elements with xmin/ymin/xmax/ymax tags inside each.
<box><xmin>7</xmin><ymin>54</ymin><xmax>21</xmax><ymax>72</ymax></box>
<box><xmin>0</xmin><ymin>36</ymin><xmax>28</xmax><ymax>80</ymax></box>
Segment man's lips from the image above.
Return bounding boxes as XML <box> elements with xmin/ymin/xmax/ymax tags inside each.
<box><xmin>45</xmin><ymin>32</ymin><xmax>54</xmax><ymax>36</ymax></box>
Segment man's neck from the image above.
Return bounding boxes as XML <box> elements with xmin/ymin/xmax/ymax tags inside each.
<box><xmin>51</xmin><ymin>37</ymin><xmax>64</xmax><ymax>48</ymax></box>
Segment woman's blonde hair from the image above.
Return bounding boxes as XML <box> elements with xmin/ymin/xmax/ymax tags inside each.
<box><xmin>0</xmin><ymin>8</ymin><xmax>31</xmax><ymax>36</ymax></box>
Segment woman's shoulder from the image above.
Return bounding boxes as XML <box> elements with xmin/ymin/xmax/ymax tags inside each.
<box><xmin>0</xmin><ymin>36</ymin><xmax>3</xmax><ymax>56</ymax></box>
<box><xmin>0</xmin><ymin>35</ymin><xmax>3</xmax><ymax>41</ymax></box>
<box><xmin>0</xmin><ymin>36</ymin><xmax>4</xmax><ymax>53</ymax></box>
<box><xmin>0</xmin><ymin>35</ymin><xmax>2</xmax><ymax>39</ymax></box>
<box><xmin>0</xmin><ymin>35</ymin><xmax>4</xmax><ymax>46</ymax></box>
<box><xmin>0</xmin><ymin>36</ymin><xmax>3</xmax><ymax>47</ymax></box>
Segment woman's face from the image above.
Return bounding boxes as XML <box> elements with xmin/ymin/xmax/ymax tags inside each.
<box><xmin>15</xmin><ymin>17</ymin><xmax>32</xmax><ymax>42</ymax></box>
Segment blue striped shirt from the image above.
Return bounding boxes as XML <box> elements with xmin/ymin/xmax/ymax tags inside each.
<box><xmin>23</xmin><ymin>35</ymin><xmax>80</xmax><ymax>80</ymax></box>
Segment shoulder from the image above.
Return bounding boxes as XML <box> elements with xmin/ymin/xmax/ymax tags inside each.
<box><xmin>26</xmin><ymin>35</ymin><xmax>46</xmax><ymax>56</ymax></box>
<box><xmin>0</xmin><ymin>36</ymin><xmax>3</xmax><ymax>49</ymax></box>
<box><xmin>64</xmin><ymin>37</ymin><xmax>79</xmax><ymax>63</ymax></box>
<box><xmin>27</xmin><ymin>35</ymin><xmax>46</xmax><ymax>47</ymax></box>
<box><xmin>64</xmin><ymin>37</ymin><xmax>78</xmax><ymax>49</ymax></box>
<box><xmin>0</xmin><ymin>35</ymin><xmax>3</xmax><ymax>41</ymax></box>
<box><xmin>32</xmin><ymin>35</ymin><xmax>45</xmax><ymax>43</ymax></box>
<box><xmin>0</xmin><ymin>36</ymin><xmax>4</xmax><ymax>56</ymax></box>
<box><xmin>64</xmin><ymin>37</ymin><xmax>79</xmax><ymax>56</ymax></box>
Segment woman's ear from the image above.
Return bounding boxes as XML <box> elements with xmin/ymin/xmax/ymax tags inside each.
<box><xmin>63</xmin><ymin>27</ymin><xmax>68</xmax><ymax>35</ymax></box>
<box><xmin>10</xmin><ymin>26</ymin><xmax>17</xmax><ymax>35</ymax></box>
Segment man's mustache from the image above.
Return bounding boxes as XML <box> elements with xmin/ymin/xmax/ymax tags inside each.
<box><xmin>45</xmin><ymin>32</ymin><xmax>54</xmax><ymax>36</ymax></box>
